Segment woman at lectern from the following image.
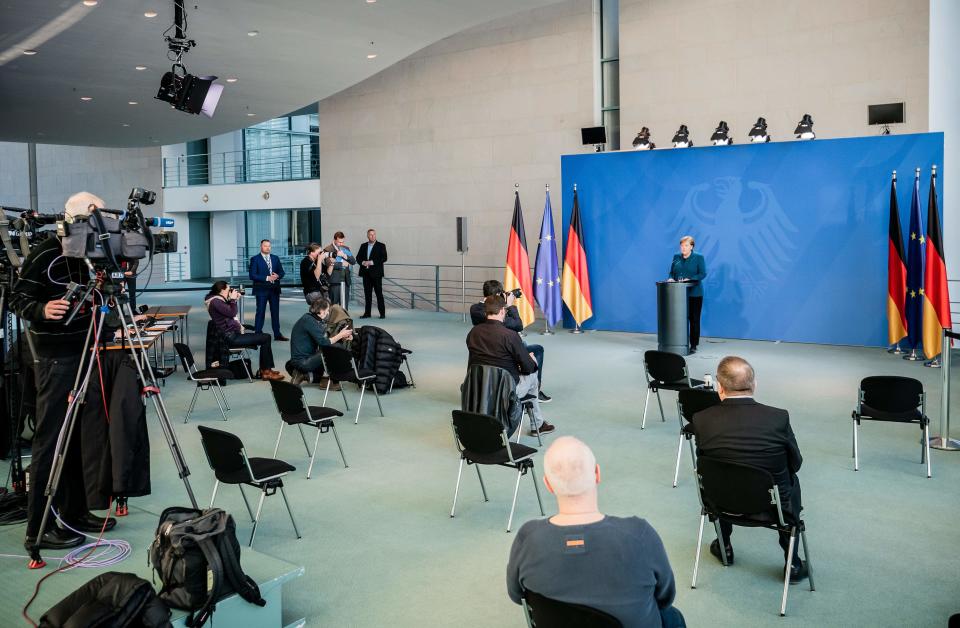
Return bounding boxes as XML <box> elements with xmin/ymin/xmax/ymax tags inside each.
<box><xmin>668</xmin><ymin>235</ymin><xmax>706</xmax><ymax>353</ymax></box>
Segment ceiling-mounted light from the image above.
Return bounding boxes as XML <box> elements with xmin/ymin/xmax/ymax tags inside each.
<box><xmin>246</xmin><ymin>112</ymin><xmax>256</xmax><ymax>117</ymax></box>
<box><xmin>632</xmin><ymin>126</ymin><xmax>655</xmax><ymax>150</ymax></box>
<box><xmin>135</xmin><ymin>65</ymin><xmax>148</xmax><ymax>71</ymax></box>
<box><xmin>80</xmin><ymin>96</ymin><xmax>93</xmax><ymax>101</ymax></box>
<box><xmin>23</xmin><ymin>49</ymin><xmax>38</xmax><ymax>56</ymax></box>
<box><xmin>748</xmin><ymin>117</ymin><xmax>771</xmax><ymax>143</ymax></box>
<box><xmin>672</xmin><ymin>124</ymin><xmax>692</xmax><ymax>148</ymax></box>
<box><xmin>156</xmin><ymin>0</ymin><xmax>224</xmax><ymax>117</ymax></box>
<box><xmin>794</xmin><ymin>113</ymin><xmax>815</xmax><ymax>140</ymax></box>
<box><xmin>711</xmin><ymin>120</ymin><xmax>732</xmax><ymax>146</ymax></box>
<box><xmin>247</xmin><ymin>30</ymin><xmax>259</xmax><ymax>37</ymax></box>
<box><xmin>144</xmin><ymin>10</ymin><xmax>158</xmax><ymax>18</ymax></box>
<box><xmin>128</xmin><ymin>101</ymin><xmax>139</xmax><ymax>105</ymax></box>
<box><xmin>366</xmin><ymin>41</ymin><xmax>377</xmax><ymax>59</ymax></box>
<box><xmin>226</xmin><ymin>77</ymin><xmax>238</xmax><ymax>83</ymax></box>
<box><xmin>82</xmin><ymin>1</ymin><xmax>99</xmax><ymax>6</ymax></box>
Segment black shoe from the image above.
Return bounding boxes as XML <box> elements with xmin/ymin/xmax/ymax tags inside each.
<box><xmin>689</xmin><ymin>347</ymin><xmax>698</xmax><ymax>354</ymax></box>
<box><xmin>378</xmin><ymin>314</ymin><xmax>385</xmax><ymax>319</ymax></box>
<box><xmin>275</xmin><ymin>335</ymin><xmax>289</xmax><ymax>342</ymax></box>
<box><xmin>519</xmin><ymin>393</ymin><xmax>537</xmax><ymax>403</ymax></box>
<box><xmin>537</xmin><ymin>391</ymin><xmax>552</xmax><ymax>403</ymax></box>
<box><xmin>788</xmin><ymin>560</ymin><xmax>808</xmax><ymax>584</ymax></box>
<box><xmin>25</xmin><ymin>527</ymin><xmax>85</xmax><ymax>551</ymax></box>
<box><xmin>65</xmin><ymin>512</ymin><xmax>117</xmax><ymax>533</ymax></box>
<box><xmin>710</xmin><ymin>539</ymin><xmax>734</xmax><ymax>565</ymax></box>
<box><xmin>535</xmin><ymin>421</ymin><xmax>556</xmax><ymax>435</ymax></box>
<box><xmin>360</xmin><ymin>315</ymin><xmax>371</xmax><ymax>319</ymax></box>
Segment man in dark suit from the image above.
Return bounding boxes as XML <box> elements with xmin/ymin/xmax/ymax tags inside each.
<box><xmin>248</xmin><ymin>239</ymin><xmax>287</xmax><ymax>340</ymax></box>
<box><xmin>356</xmin><ymin>228</ymin><xmax>388</xmax><ymax>319</ymax></box>
<box><xmin>693</xmin><ymin>356</ymin><xmax>808</xmax><ymax>583</ymax></box>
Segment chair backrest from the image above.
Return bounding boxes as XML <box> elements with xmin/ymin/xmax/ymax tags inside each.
<box><xmin>860</xmin><ymin>376</ymin><xmax>923</xmax><ymax>414</ymax></box>
<box><xmin>320</xmin><ymin>344</ymin><xmax>356</xmax><ymax>376</ymax></box>
<box><xmin>461</xmin><ymin>364</ymin><xmax>520</xmax><ymax>434</ymax></box>
<box><xmin>451</xmin><ymin>410</ymin><xmax>507</xmax><ymax>456</ymax></box>
<box><xmin>197</xmin><ymin>426</ymin><xmax>251</xmax><ymax>483</ymax></box>
<box><xmin>677</xmin><ymin>388</ymin><xmax>721</xmax><ymax>422</ymax></box>
<box><xmin>270</xmin><ymin>379</ymin><xmax>306</xmax><ymax>416</ymax></box>
<box><xmin>644</xmin><ymin>350</ymin><xmax>687</xmax><ymax>384</ymax></box>
<box><xmin>523</xmin><ymin>590</ymin><xmax>623</xmax><ymax>628</ymax></box>
<box><xmin>173</xmin><ymin>342</ymin><xmax>196</xmax><ymax>372</ymax></box>
<box><xmin>696</xmin><ymin>456</ymin><xmax>782</xmax><ymax>523</ymax></box>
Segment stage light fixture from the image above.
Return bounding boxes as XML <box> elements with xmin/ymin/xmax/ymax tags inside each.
<box><xmin>794</xmin><ymin>113</ymin><xmax>815</xmax><ymax>140</ymax></box>
<box><xmin>748</xmin><ymin>117</ymin><xmax>771</xmax><ymax>143</ymax></box>
<box><xmin>154</xmin><ymin>0</ymin><xmax>223</xmax><ymax>117</ymax></box>
<box><xmin>672</xmin><ymin>124</ymin><xmax>692</xmax><ymax>148</ymax></box>
<box><xmin>632</xmin><ymin>127</ymin><xmax>655</xmax><ymax>150</ymax></box>
<box><xmin>710</xmin><ymin>120</ymin><xmax>732</xmax><ymax>146</ymax></box>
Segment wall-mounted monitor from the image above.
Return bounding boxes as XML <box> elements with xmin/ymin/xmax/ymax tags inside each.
<box><xmin>581</xmin><ymin>126</ymin><xmax>607</xmax><ymax>145</ymax></box>
<box><xmin>868</xmin><ymin>102</ymin><xmax>905</xmax><ymax>126</ymax></box>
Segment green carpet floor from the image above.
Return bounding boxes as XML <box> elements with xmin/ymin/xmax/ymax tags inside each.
<box><xmin>2</xmin><ymin>291</ymin><xmax>958</xmax><ymax>627</ymax></box>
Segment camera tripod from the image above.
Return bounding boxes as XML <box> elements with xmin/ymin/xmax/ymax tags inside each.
<box><xmin>29</xmin><ymin>277</ymin><xmax>198</xmax><ymax>567</ymax></box>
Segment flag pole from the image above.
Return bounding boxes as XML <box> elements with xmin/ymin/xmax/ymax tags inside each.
<box><xmin>923</xmin><ymin>165</ymin><xmax>941</xmax><ymax>367</ymax></box>
<box><xmin>904</xmin><ymin>167</ymin><xmax>924</xmax><ymax>361</ymax></box>
<box><xmin>541</xmin><ymin>183</ymin><xmax>555</xmax><ymax>336</ymax></box>
<box><xmin>515</xmin><ymin>183</ymin><xmax>528</xmax><ymax>338</ymax></box>
<box><xmin>888</xmin><ymin>170</ymin><xmax>904</xmax><ymax>354</ymax></box>
<box><xmin>930</xmin><ymin>329</ymin><xmax>960</xmax><ymax>450</ymax></box>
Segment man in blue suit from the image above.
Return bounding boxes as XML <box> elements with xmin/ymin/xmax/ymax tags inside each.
<box><xmin>249</xmin><ymin>239</ymin><xmax>288</xmax><ymax>340</ymax></box>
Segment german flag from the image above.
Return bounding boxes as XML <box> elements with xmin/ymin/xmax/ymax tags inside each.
<box><xmin>887</xmin><ymin>173</ymin><xmax>908</xmax><ymax>346</ymax></box>
<box><xmin>922</xmin><ymin>167</ymin><xmax>952</xmax><ymax>359</ymax></box>
<box><xmin>504</xmin><ymin>191</ymin><xmax>535</xmax><ymax>328</ymax></box>
<box><xmin>561</xmin><ymin>188</ymin><xmax>593</xmax><ymax>326</ymax></box>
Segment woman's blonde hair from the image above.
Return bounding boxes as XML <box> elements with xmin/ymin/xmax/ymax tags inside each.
<box><xmin>680</xmin><ymin>235</ymin><xmax>695</xmax><ymax>248</ymax></box>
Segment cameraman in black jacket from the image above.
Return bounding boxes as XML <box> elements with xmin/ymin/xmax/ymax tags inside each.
<box><xmin>9</xmin><ymin>192</ymin><xmax>116</xmax><ymax>551</ymax></box>
<box><xmin>469</xmin><ymin>280</ymin><xmax>551</xmax><ymax>402</ymax></box>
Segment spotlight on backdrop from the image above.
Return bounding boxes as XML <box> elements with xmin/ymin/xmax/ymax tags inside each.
<box><xmin>710</xmin><ymin>120</ymin><xmax>732</xmax><ymax>146</ymax></box>
<box><xmin>632</xmin><ymin>126</ymin><xmax>655</xmax><ymax>150</ymax></box>
<box><xmin>748</xmin><ymin>117</ymin><xmax>771</xmax><ymax>143</ymax></box>
<box><xmin>672</xmin><ymin>124</ymin><xmax>692</xmax><ymax>148</ymax></box>
<box><xmin>794</xmin><ymin>113</ymin><xmax>815</xmax><ymax>140</ymax></box>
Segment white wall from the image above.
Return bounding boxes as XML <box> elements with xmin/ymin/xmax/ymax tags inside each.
<box><xmin>930</xmin><ymin>0</ymin><xmax>959</xmax><ymax>281</ymax></box>
<box><xmin>162</xmin><ymin>179</ymin><xmax>320</xmax><ymax>213</ymax></box>
<box><xmin>210</xmin><ymin>211</ymin><xmax>245</xmax><ymax>276</ymax></box>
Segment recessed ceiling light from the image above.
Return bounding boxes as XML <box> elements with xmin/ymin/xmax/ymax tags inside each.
<box><xmin>226</xmin><ymin>77</ymin><xmax>238</xmax><ymax>83</ymax></box>
<box><xmin>247</xmin><ymin>30</ymin><xmax>259</xmax><ymax>37</ymax></box>
<box><xmin>128</xmin><ymin>101</ymin><xmax>139</xmax><ymax>105</ymax></box>
<box><xmin>23</xmin><ymin>49</ymin><xmax>38</xmax><ymax>56</ymax></box>
<box><xmin>80</xmin><ymin>96</ymin><xmax>92</xmax><ymax>101</ymax></box>
<box><xmin>83</xmin><ymin>0</ymin><xmax>98</xmax><ymax>6</ymax></box>
<box><xmin>366</xmin><ymin>0</ymin><xmax>377</xmax><ymax>3</ymax></box>
<box><xmin>367</xmin><ymin>53</ymin><xmax>377</xmax><ymax>59</ymax></box>
<box><xmin>135</xmin><ymin>65</ymin><xmax>147</xmax><ymax>71</ymax></box>
<box><xmin>144</xmin><ymin>10</ymin><xmax>157</xmax><ymax>18</ymax></box>
<box><xmin>122</xmin><ymin>123</ymin><xmax>130</xmax><ymax>127</ymax></box>
<box><xmin>246</xmin><ymin>112</ymin><xmax>256</xmax><ymax>117</ymax></box>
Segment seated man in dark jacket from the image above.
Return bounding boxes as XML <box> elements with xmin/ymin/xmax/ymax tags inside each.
<box><xmin>692</xmin><ymin>356</ymin><xmax>808</xmax><ymax>583</ymax></box>
<box><xmin>204</xmin><ymin>281</ymin><xmax>283</xmax><ymax>380</ymax></box>
<box><xmin>466</xmin><ymin>295</ymin><xmax>554</xmax><ymax>434</ymax></box>
<box><xmin>469</xmin><ymin>280</ymin><xmax>551</xmax><ymax>402</ymax></box>
<box><xmin>288</xmin><ymin>296</ymin><xmax>353</xmax><ymax>385</ymax></box>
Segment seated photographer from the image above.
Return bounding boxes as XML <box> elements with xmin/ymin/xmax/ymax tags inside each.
<box><xmin>288</xmin><ymin>295</ymin><xmax>353</xmax><ymax>385</ymax></box>
<box><xmin>204</xmin><ymin>281</ymin><xmax>283</xmax><ymax>381</ymax></box>
<box><xmin>466</xmin><ymin>295</ymin><xmax>555</xmax><ymax>434</ymax></box>
<box><xmin>470</xmin><ymin>280</ymin><xmax>551</xmax><ymax>402</ymax></box>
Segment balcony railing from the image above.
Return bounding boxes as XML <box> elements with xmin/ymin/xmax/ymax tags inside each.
<box><xmin>162</xmin><ymin>144</ymin><xmax>319</xmax><ymax>188</ymax></box>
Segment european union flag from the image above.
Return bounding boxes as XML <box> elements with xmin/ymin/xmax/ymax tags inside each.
<box><xmin>904</xmin><ymin>170</ymin><xmax>924</xmax><ymax>350</ymax></box>
<box><xmin>533</xmin><ymin>189</ymin><xmax>562</xmax><ymax>326</ymax></box>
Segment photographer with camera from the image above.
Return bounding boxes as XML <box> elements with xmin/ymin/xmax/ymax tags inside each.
<box><xmin>299</xmin><ymin>243</ymin><xmax>330</xmax><ymax>301</ymax></box>
<box><xmin>204</xmin><ymin>281</ymin><xmax>284</xmax><ymax>381</ymax></box>
<box><xmin>9</xmin><ymin>192</ymin><xmax>116</xmax><ymax>551</ymax></box>
<box><xmin>287</xmin><ymin>295</ymin><xmax>353</xmax><ymax>385</ymax></box>
<box><xmin>470</xmin><ymin>280</ymin><xmax>551</xmax><ymax>403</ymax></box>
<box><xmin>323</xmin><ymin>231</ymin><xmax>355</xmax><ymax>308</ymax></box>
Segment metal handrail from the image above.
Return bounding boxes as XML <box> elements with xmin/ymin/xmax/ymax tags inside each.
<box><xmin>162</xmin><ymin>144</ymin><xmax>319</xmax><ymax>188</ymax></box>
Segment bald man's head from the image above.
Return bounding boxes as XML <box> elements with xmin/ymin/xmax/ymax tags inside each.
<box><xmin>544</xmin><ymin>436</ymin><xmax>598</xmax><ymax>497</ymax></box>
<box><xmin>64</xmin><ymin>191</ymin><xmax>105</xmax><ymax>219</ymax></box>
<box><xmin>716</xmin><ymin>356</ymin><xmax>755</xmax><ymax>395</ymax></box>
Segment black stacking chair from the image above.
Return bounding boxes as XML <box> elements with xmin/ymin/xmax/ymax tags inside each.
<box><xmin>642</xmin><ymin>350</ymin><xmax>704</xmax><ymax>429</ymax></box>
<box><xmin>319</xmin><ymin>344</ymin><xmax>384</xmax><ymax>424</ymax></box>
<box><xmin>449</xmin><ymin>410</ymin><xmax>544</xmax><ymax>532</ymax></box>
<box><xmin>522</xmin><ymin>589</ymin><xmax>623</xmax><ymax>628</ymax></box>
<box><xmin>692</xmin><ymin>456</ymin><xmax>815</xmax><ymax>617</ymax></box>
<box><xmin>674</xmin><ymin>388</ymin><xmax>721</xmax><ymax>487</ymax></box>
<box><xmin>269</xmin><ymin>380</ymin><xmax>348</xmax><ymax>477</ymax></box>
<box><xmin>852</xmin><ymin>376</ymin><xmax>931</xmax><ymax>478</ymax></box>
<box><xmin>197</xmin><ymin>425</ymin><xmax>301</xmax><ymax>548</ymax></box>
<box><xmin>173</xmin><ymin>343</ymin><xmax>233</xmax><ymax>423</ymax></box>
<box><xmin>390</xmin><ymin>347</ymin><xmax>416</xmax><ymax>392</ymax></box>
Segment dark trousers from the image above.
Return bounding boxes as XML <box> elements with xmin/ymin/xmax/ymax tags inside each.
<box><xmin>290</xmin><ymin>352</ymin><xmax>325</xmax><ymax>380</ymax></box>
<box><xmin>660</xmin><ymin>606</ymin><xmax>687</xmax><ymax>628</ymax></box>
<box><xmin>718</xmin><ymin>483</ymin><xmax>803</xmax><ymax>567</ymax></box>
<box><xmin>688</xmin><ymin>296</ymin><xmax>703</xmax><ymax>349</ymax></box>
<box><xmin>126</xmin><ymin>276</ymin><xmax>137</xmax><ymax>313</ymax></box>
<box><xmin>362</xmin><ymin>275</ymin><xmax>385</xmax><ymax>317</ymax></box>
<box><xmin>27</xmin><ymin>354</ymin><xmax>88</xmax><ymax>537</ymax></box>
<box><xmin>524</xmin><ymin>343</ymin><xmax>545</xmax><ymax>390</ymax></box>
<box><xmin>254</xmin><ymin>290</ymin><xmax>282</xmax><ymax>337</ymax></box>
<box><xmin>329</xmin><ymin>282</ymin><xmax>350</xmax><ymax>309</ymax></box>
<box><xmin>226</xmin><ymin>332</ymin><xmax>275</xmax><ymax>370</ymax></box>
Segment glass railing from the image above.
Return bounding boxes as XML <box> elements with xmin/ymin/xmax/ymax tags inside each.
<box><xmin>162</xmin><ymin>144</ymin><xmax>319</xmax><ymax>188</ymax></box>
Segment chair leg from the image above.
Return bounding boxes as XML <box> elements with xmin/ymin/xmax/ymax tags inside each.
<box><xmin>272</xmin><ymin>422</ymin><xmax>284</xmax><ymax>458</ymax></box>
<box><xmin>242</xmin><ymin>350</ymin><xmax>254</xmax><ymax>382</ymax></box>
<box><xmin>712</xmin><ymin>519</ymin><xmax>728</xmax><ymax>567</ymax></box>
<box><xmin>297</xmin><ymin>424</ymin><xmax>312</xmax><ymax>456</ymax></box>
<box><xmin>322</xmin><ymin>379</ymin><xmax>330</xmax><ymax>406</ymax></box>
<box><xmin>687</xmin><ymin>438</ymin><xmax>697</xmax><ymax>472</ymax></box>
<box><xmin>330</xmin><ymin>422</ymin><xmax>348</xmax><ymax>468</ymax></box>
<box><xmin>692</xmin><ymin>514</ymin><xmax>706</xmax><ymax>589</ymax></box>
<box><xmin>249</xmin><ymin>487</ymin><xmax>267</xmax><ymax>547</ymax></box>
<box><xmin>924</xmin><ymin>422</ymin><xmax>931</xmax><ymax>478</ymax></box>
<box><xmin>656</xmin><ymin>390</ymin><xmax>665</xmax><ymax>422</ymax></box>
<box><xmin>209</xmin><ymin>480</ymin><xmax>220</xmax><ymax>508</ymax></box>
<box><xmin>506</xmin><ymin>467</ymin><xmax>523</xmax><ymax>532</ymax></box>
<box><xmin>279</xmin><ymin>485</ymin><xmax>302</xmax><ymax>539</ymax></box>
<box><xmin>306</xmin><ymin>426</ymin><xmax>323</xmax><ymax>479</ymax></box>
<box><xmin>238</xmin><ymin>485</ymin><xmax>255</xmax><ymax>522</ymax></box>
<box><xmin>450</xmin><ymin>458</ymin><xmax>465</xmax><ymax>518</ymax></box>
<box><xmin>531</xmin><ymin>466</ymin><xmax>545</xmax><ymax>516</ymax></box>
<box><xmin>642</xmin><ymin>388</ymin><xmax>651</xmax><ymax>429</ymax></box>
<box><xmin>853</xmin><ymin>419</ymin><xmax>859</xmax><ymax>471</ymax></box>
<box><xmin>515</xmin><ymin>412</ymin><xmax>524</xmax><ymax>443</ymax></box>
<box><xmin>185</xmin><ymin>386</ymin><xmax>200</xmax><ymax>423</ymax></box>
<box><xmin>405</xmin><ymin>358</ymin><xmax>415</xmax><ymax>387</ymax></box>
<box><xmin>673</xmin><ymin>433</ymin><xmax>684</xmax><ymax>488</ymax></box>
<box><xmin>371</xmin><ymin>381</ymin><xmax>384</xmax><ymax>416</ymax></box>
<box><xmin>340</xmin><ymin>383</ymin><xmax>350</xmax><ymax>411</ymax></box>
<box><xmin>211</xmin><ymin>385</ymin><xmax>228</xmax><ymax>422</ymax></box>
<box><xmin>354</xmin><ymin>382</ymin><xmax>366</xmax><ymax>424</ymax></box>
<box><xmin>800</xmin><ymin>529</ymin><xmax>815</xmax><ymax>591</ymax></box>
<box><xmin>215</xmin><ymin>380</ymin><xmax>230</xmax><ymax>411</ymax></box>
<box><xmin>780</xmin><ymin>528</ymin><xmax>797</xmax><ymax>616</ymax></box>
<box><xmin>475</xmin><ymin>465</ymin><xmax>489</xmax><ymax>501</ymax></box>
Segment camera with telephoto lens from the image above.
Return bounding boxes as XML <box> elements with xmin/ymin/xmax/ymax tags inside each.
<box><xmin>501</xmin><ymin>288</ymin><xmax>522</xmax><ymax>299</ymax></box>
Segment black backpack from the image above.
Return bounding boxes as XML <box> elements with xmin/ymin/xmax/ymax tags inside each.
<box><xmin>149</xmin><ymin>507</ymin><xmax>265</xmax><ymax>627</ymax></box>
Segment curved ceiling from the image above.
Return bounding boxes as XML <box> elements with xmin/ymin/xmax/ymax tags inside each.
<box><xmin>0</xmin><ymin>0</ymin><xmax>560</xmax><ymax>147</ymax></box>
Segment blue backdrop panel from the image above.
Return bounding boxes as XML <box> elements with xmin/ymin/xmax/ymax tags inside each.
<box><xmin>560</xmin><ymin>133</ymin><xmax>944</xmax><ymax>346</ymax></box>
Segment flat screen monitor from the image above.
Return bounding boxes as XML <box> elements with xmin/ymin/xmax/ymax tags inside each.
<box><xmin>581</xmin><ymin>126</ymin><xmax>607</xmax><ymax>145</ymax></box>
<box><xmin>868</xmin><ymin>102</ymin><xmax>904</xmax><ymax>126</ymax></box>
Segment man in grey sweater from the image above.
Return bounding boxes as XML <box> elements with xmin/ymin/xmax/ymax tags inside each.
<box><xmin>506</xmin><ymin>437</ymin><xmax>685</xmax><ymax>627</ymax></box>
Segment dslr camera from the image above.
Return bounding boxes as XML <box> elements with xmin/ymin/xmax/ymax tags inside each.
<box><xmin>501</xmin><ymin>288</ymin><xmax>523</xmax><ymax>299</ymax></box>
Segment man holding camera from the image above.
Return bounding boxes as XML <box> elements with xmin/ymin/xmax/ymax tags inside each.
<box><xmin>470</xmin><ymin>280</ymin><xmax>551</xmax><ymax>402</ymax></box>
<box><xmin>9</xmin><ymin>192</ymin><xmax>116</xmax><ymax>550</ymax></box>
<box><xmin>299</xmin><ymin>243</ymin><xmax>330</xmax><ymax>301</ymax></box>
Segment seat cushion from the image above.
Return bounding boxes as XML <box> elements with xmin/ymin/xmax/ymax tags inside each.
<box><xmin>858</xmin><ymin>403</ymin><xmax>922</xmax><ymax>422</ymax></box>
<box><xmin>194</xmin><ymin>368</ymin><xmax>233</xmax><ymax>381</ymax></box>
<box><xmin>246</xmin><ymin>457</ymin><xmax>295</xmax><ymax>481</ymax></box>
<box><xmin>282</xmin><ymin>406</ymin><xmax>343</xmax><ymax>425</ymax></box>
<box><xmin>653</xmin><ymin>378</ymin><xmax>704</xmax><ymax>391</ymax></box>
<box><xmin>464</xmin><ymin>442</ymin><xmax>537</xmax><ymax>465</ymax></box>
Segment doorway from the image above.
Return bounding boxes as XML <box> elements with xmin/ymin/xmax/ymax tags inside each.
<box><xmin>188</xmin><ymin>212</ymin><xmax>211</xmax><ymax>279</ymax></box>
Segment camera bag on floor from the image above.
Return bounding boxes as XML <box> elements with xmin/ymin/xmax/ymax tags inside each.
<box><xmin>149</xmin><ymin>507</ymin><xmax>265</xmax><ymax>627</ymax></box>
<box><xmin>39</xmin><ymin>571</ymin><xmax>171</xmax><ymax>628</ymax></box>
